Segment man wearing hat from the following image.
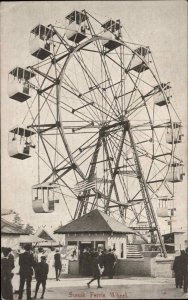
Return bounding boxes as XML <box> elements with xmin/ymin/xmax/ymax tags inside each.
<box><xmin>18</xmin><ymin>244</ymin><xmax>35</xmax><ymax>300</ymax></box>
<box><xmin>33</xmin><ymin>256</ymin><xmax>49</xmax><ymax>299</ymax></box>
<box><xmin>182</xmin><ymin>247</ymin><xmax>188</xmax><ymax>294</ymax></box>
<box><xmin>7</xmin><ymin>247</ymin><xmax>15</xmax><ymax>272</ymax></box>
<box><xmin>1</xmin><ymin>247</ymin><xmax>14</xmax><ymax>300</ymax></box>
<box><xmin>172</xmin><ymin>250</ymin><xmax>184</xmax><ymax>288</ymax></box>
<box><xmin>105</xmin><ymin>248</ymin><xmax>117</xmax><ymax>279</ymax></box>
<box><xmin>54</xmin><ymin>249</ymin><xmax>62</xmax><ymax>281</ymax></box>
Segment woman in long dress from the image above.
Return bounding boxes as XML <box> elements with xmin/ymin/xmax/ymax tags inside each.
<box><xmin>46</xmin><ymin>247</ymin><xmax>55</xmax><ymax>279</ymax></box>
<box><xmin>11</xmin><ymin>249</ymin><xmax>20</xmax><ymax>293</ymax></box>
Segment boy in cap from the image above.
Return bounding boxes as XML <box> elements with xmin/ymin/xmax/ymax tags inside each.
<box><xmin>33</xmin><ymin>256</ymin><xmax>49</xmax><ymax>299</ymax></box>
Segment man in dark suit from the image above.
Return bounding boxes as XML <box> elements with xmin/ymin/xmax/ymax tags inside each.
<box><xmin>182</xmin><ymin>247</ymin><xmax>188</xmax><ymax>294</ymax></box>
<box><xmin>1</xmin><ymin>247</ymin><xmax>14</xmax><ymax>300</ymax></box>
<box><xmin>7</xmin><ymin>247</ymin><xmax>15</xmax><ymax>272</ymax></box>
<box><xmin>33</xmin><ymin>256</ymin><xmax>49</xmax><ymax>299</ymax></box>
<box><xmin>54</xmin><ymin>249</ymin><xmax>62</xmax><ymax>281</ymax></box>
<box><xmin>18</xmin><ymin>244</ymin><xmax>35</xmax><ymax>300</ymax></box>
<box><xmin>172</xmin><ymin>251</ymin><xmax>184</xmax><ymax>288</ymax></box>
<box><xmin>105</xmin><ymin>248</ymin><xmax>117</xmax><ymax>279</ymax></box>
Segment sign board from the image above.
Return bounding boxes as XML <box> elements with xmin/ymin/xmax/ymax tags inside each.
<box><xmin>61</xmin><ymin>259</ymin><xmax>69</xmax><ymax>274</ymax></box>
<box><xmin>66</xmin><ymin>245</ymin><xmax>78</xmax><ymax>261</ymax></box>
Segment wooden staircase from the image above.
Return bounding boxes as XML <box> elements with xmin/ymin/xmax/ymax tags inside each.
<box><xmin>126</xmin><ymin>244</ymin><xmax>144</xmax><ymax>259</ymax></box>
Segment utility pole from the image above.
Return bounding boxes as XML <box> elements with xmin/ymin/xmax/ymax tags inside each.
<box><xmin>166</xmin><ymin>208</ymin><xmax>175</xmax><ymax>234</ymax></box>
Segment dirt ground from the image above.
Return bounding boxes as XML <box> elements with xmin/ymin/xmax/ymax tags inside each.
<box><xmin>11</xmin><ymin>275</ymin><xmax>188</xmax><ymax>299</ymax></box>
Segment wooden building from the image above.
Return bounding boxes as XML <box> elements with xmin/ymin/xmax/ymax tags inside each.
<box><xmin>32</xmin><ymin>227</ymin><xmax>61</xmax><ymax>248</ymax></box>
<box><xmin>162</xmin><ymin>231</ymin><xmax>186</xmax><ymax>253</ymax></box>
<box><xmin>1</xmin><ymin>218</ymin><xmax>29</xmax><ymax>249</ymax></box>
<box><xmin>54</xmin><ymin>209</ymin><xmax>135</xmax><ymax>275</ymax></box>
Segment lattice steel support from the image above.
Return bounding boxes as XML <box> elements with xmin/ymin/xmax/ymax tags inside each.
<box><xmin>128</xmin><ymin>126</ymin><xmax>167</xmax><ymax>257</ymax></box>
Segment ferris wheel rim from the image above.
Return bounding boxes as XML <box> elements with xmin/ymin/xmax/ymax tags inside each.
<box><xmin>54</xmin><ymin>34</ymin><xmax>174</xmax><ymax>196</ymax></box>
<box><xmin>19</xmin><ymin>21</ymin><xmax>179</xmax><ymax>221</ymax></box>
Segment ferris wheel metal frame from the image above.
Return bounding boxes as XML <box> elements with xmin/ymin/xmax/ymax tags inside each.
<box><xmin>7</xmin><ymin>9</ymin><xmax>185</xmax><ymax>258</ymax></box>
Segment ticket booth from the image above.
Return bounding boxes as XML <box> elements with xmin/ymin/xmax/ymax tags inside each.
<box><xmin>54</xmin><ymin>209</ymin><xmax>134</xmax><ymax>276</ymax></box>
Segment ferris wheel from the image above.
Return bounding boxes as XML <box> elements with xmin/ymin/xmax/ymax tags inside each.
<box><xmin>7</xmin><ymin>10</ymin><xmax>184</xmax><ymax>257</ymax></box>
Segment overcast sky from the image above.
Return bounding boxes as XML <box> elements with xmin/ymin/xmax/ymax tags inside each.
<box><xmin>1</xmin><ymin>1</ymin><xmax>187</xmax><ymax>234</ymax></box>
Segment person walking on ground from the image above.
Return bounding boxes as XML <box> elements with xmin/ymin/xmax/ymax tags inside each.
<box><xmin>87</xmin><ymin>249</ymin><xmax>104</xmax><ymax>288</ymax></box>
<box><xmin>54</xmin><ymin>249</ymin><xmax>62</xmax><ymax>281</ymax></box>
<box><xmin>18</xmin><ymin>244</ymin><xmax>35</xmax><ymax>300</ymax></box>
<box><xmin>182</xmin><ymin>247</ymin><xmax>188</xmax><ymax>294</ymax></box>
<box><xmin>1</xmin><ymin>247</ymin><xmax>14</xmax><ymax>300</ymax></box>
<box><xmin>33</xmin><ymin>256</ymin><xmax>49</xmax><ymax>299</ymax></box>
<box><xmin>172</xmin><ymin>250</ymin><xmax>184</xmax><ymax>288</ymax></box>
<box><xmin>106</xmin><ymin>248</ymin><xmax>117</xmax><ymax>279</ymax></box>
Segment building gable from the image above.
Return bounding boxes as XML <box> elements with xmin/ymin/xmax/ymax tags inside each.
<box><xmin>1</xmin><ymin>218</ymin><xmax>28</xmax><ymax>235</ymax></box>
<box><xmin>54</xmin><ymin>209</ymin><xmax>134</xmax><ymax>234</ymax></box>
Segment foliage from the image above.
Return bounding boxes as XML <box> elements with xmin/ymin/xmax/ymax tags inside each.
<box><xmin>13</xmin><ymin>213</ymin><xmax>35</xmax><ymax>234</ymax></box>
<box><xmin>13</xmin><ymin>213</ymin><xmax>24</xmax><ymax>228</ymax></box>
<box><xmin>24</xmin><ymin>223</ymin><xmax>35</xmax><ymax>234</ymax></box>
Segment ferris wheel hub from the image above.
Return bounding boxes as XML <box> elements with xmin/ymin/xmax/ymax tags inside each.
<box><xmin>99</xmin><ymin>120</ymin><xmax>130</xmax><ymax>135</ymax></box>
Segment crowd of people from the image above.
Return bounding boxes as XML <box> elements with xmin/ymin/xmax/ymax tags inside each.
<box><xmin>1</xmin><ymin>245</ymin><xmax>63</xmax><ymax>300</ymax></box>
<box><xmin>1</xmin><ymin>244</ymin><xmax>188</xmax><ymax>299</ymax></box>
<box><xmin>80</xmin><ymin>247</ymin><xmax>117</xmax><ymax>279</ymax></box>
<box><xmin>1</xmin><ymin>244</ymin><xmax>118</xmax><ymax>299</ymax></box>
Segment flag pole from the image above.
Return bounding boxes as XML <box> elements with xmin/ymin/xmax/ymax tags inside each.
<box><xmin>96</xmin><ymin>166</ymin><xmax>98</xmax><ymax>208</ymax></box>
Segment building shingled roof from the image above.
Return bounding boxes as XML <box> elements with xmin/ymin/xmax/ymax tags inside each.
<box><xmin>34</xmin><ymin>227</ymin><xmax>57</xmax><ymax>242</ymax></box>
<box><xmin>1</xmin><ymin>218</ymin><xmax>28</xmax><ymax>235</ymax></box>
<box><xmin>54</xmin><ymin>209</ymin><xmax>134</xmax><ymax>234</ymax></box>
<box><xmin>1</xmin><ymin>208</ymin><xmax>15</xmax><ymax>215</ymax></box>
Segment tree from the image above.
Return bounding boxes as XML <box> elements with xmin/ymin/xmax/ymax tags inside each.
<box><xmin>24</xmin><ymin>224</ymin><xmax>35</xmax><ymax>234</ymax></box>
<box><xmin>13</xmin><ymin>213</ymin><xmax>24</xmax><ymax>228</ymax></box>
<box><xmin>12</xmin><ymin>212</ymin><xmax>35</xmax><ymax>234</ymax></box>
